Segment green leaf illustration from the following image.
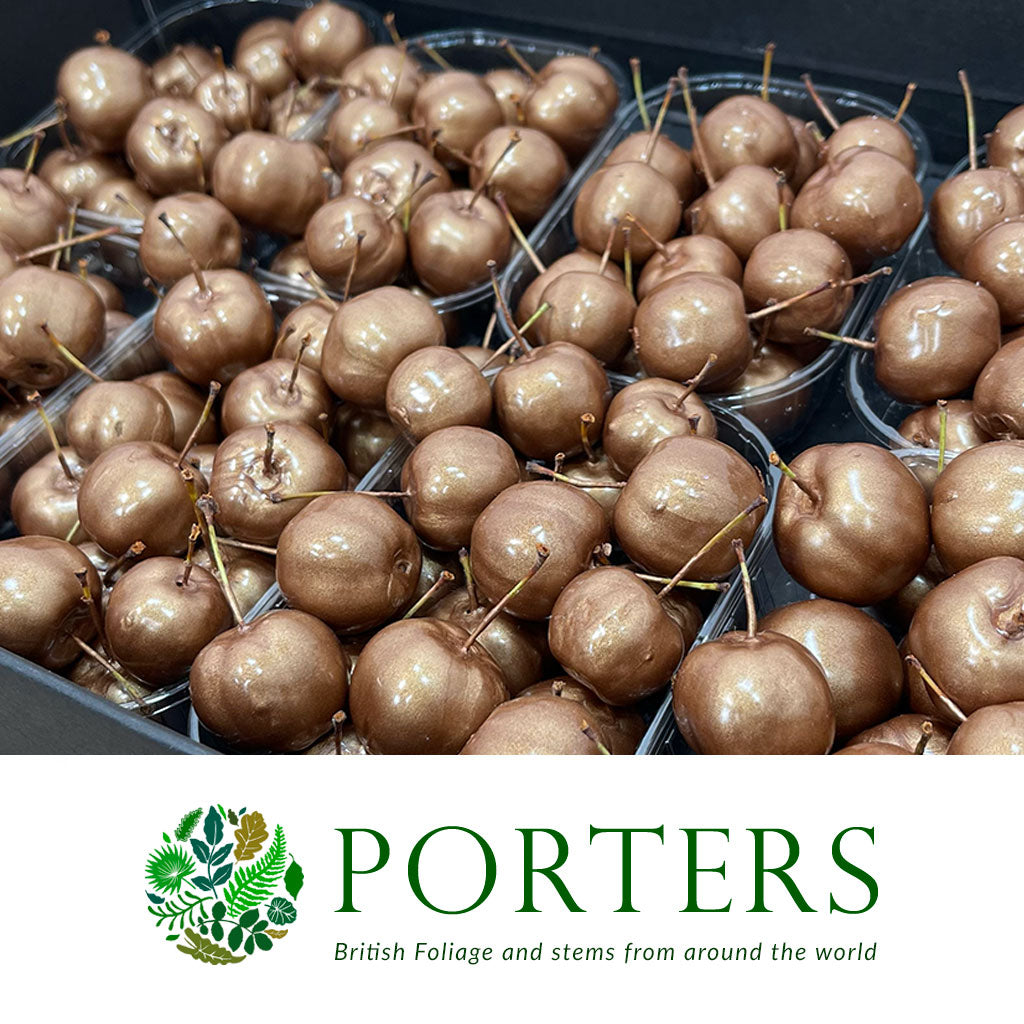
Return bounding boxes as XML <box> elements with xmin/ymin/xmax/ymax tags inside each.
<box><xmin>217</xmin><ymin>804</ymin><xmax>228</xmax><ymax>818</ymax></box>
<box><xmin>251</xmin><ymin>920</ymin><xmax>268</xmax><ymax>932</ymax></box>
<box><xmin>212</xmin><ymin>902</ymin><xmax>226</xmax><ymax>920</ymax></box>
<box><xmin>224</xmin><ymin>825</ymin><xmax>287</xmax><ymax>916</ymax></box>
<box><xmin>239</xmin><ymin>908</ymin><xmax>259</xmax><ymax>929</ymax></box>
<box><xmin>228</xmin><ymin>810</ymin><xmax>239</xmax><ymax>826</ymax></box>
<box><xmin>166</xmin><ymin>934</ymin><xmax>179</xmax><ymax>941</ymax></box>
<box><xmin>191</xmin><ymin>839</ymin><xmax>211</xmax><ymax>864</ymax></box>
<box><xmin>146</xmin><ymin>892</ymin><xmax>165</xmax><ymax>905</ymax></box>
<box><xmin>191</xmin><ymin>876</ymin><xmax>215</xmax><ymax>892</ymax></box>
<box><xmin>210</xmin><ymin>842</ymin><xmax>233</xmax><ymax>866</ymax></box>
<box><xmin>176</xmin><ymin>927</ymin><xmax>245</xmax><ymax>965</ymax></box>
<box><xmin>228</xmin><ymin>926</ymin><xmax>243</xmax><ymax>952</ymax></box>
<box><xmin>244</xmin><ymin>935</ymin><xmax>255</xmax><ymax>956</ymax></box>
<box><xmin>146</xmin><ymin>844</ymin><xmax>197</xmax><ymax>895</ymax></box>
<box><xmin>284</xmin><ymin>857</ymin><xmax>304</xmax><ymax>901</ymax></box>
<box><xmin>266</xmin><ymin>898</ymin><xmax>297</xmax><ymax>926</ymax></box>
<box><xmin>204</xmin><ymin>807</ymin><xmax>224</xmax><ymax>847</ymax></box>
<box><xmin>162</xmin><ymin>832</ymin><xmax>171</xmax><ymax>843</ymax></box>
<box><xmin>254</xmin><ymin>933</ymin><xmax>273</xmax><ymax>952</ymax></box>
<box><xmin>265</xmin><ymin>929</ymin><xmax>288</xmax><ymax>939</ymax></box>
<box><xmin>211</xmin><ymin>863</ymin><xmax>233</xmax><ymax>886</ymax></box>
<box><xmin>233</xmin><ymin>812</ymin><xmax>268</xmax><ymax>862</ymax></box>
<box><xmin>148</xmin><ymin>889</ymin><xmax>211</xmax><ymax>930</ymax></box>
<box><xmin>211</xmin><ymin>920</ymin><xmax>224</xmax><ymax>942</ymax></box>
<box><xmin>174</xmin><ymin>808</ymin><xmax>203</xmax><ymax>842</ymax></box>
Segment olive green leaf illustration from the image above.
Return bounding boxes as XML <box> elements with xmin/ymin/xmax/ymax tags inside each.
<box><xmin>267</xmin><ymin>898</ymin><xmax>297</xmax><ymax>926</ymax></box>
<box><xmin>146</xmin><ymin>844</ymin><xmax>197</xmax><ymax>895</ymax></box>
<box><xmin>174</xmin><ymin>808</ymin><xmax>203</xmax><ymax>842</ymax></box>
<box><xmin>284</xmin><ymin>856</ymin><xmax>304</xmax><ymax>900</ymax></box>
<box><xmin>265</xmin><ymin>929</ymin><xmax>288</xmax><ymax>939</ymax></box>
<box><xmin>204</xmin><ymin>806</ymin><xmax>224</xmax><ymax>847</ymax></box>
<box><xmin>227</xmin><ymin>809</ymin><xmax>239</xmax><ymax>826</ymax></box>
<box><xmin>176</xmin><ymin>928</ymin><xmax>245</xmax><ymax>965</ymax></box>
<box><xmin>233</xmin><ymin>811</ymin><xmax>269</xmax><ymax>862</ymax></box>
<box><xmin>224</xmin><ymin>825</ymin><xmax>286</xmax><ymax>915</ymax></box>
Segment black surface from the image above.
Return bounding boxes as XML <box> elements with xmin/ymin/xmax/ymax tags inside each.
<box><xmin>3</xmin><ymin>0</ymin><xmax>1023</xmax><ymax>165</ymax></box>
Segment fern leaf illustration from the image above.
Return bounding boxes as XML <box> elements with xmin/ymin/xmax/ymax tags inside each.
<box><xmin>174</xmin><ymin>807</ymin><xmax>203</xmax><ymax>841</ymax></box>
<box><xmin>147</xmin><ymin>889</ymin><xmax>212</xmax><ymax>929</ymax></box>
<box><xmin>224</xmin><ymin>825</ymin><xmax>286</xmax><ymax>915</ymax></box>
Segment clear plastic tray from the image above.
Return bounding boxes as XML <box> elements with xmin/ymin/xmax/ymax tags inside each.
<box><xmin>186</xmin><ymin>401</ymin><xmax>780</xmax><ymax>752</ymax></box>
<box><xmin>846</xmin><ymin>154</ymin><xmax>985</xmax><ymax>455</ymax></box>
<box><xmin>254</xmin><ymin>27</ymin><xmax>629</xmax><ymax>317</ymax></box>
<box><xmin>499</xmin><ymin>72</ymin><xmax>932</xmax><ymax>445</ymax></box>
<box><xmin>0</xmin><ymin>263</ymin><xmax>346</xmax><ymax>718</ymax></box>
<box><xmin>2</xmin><ymin>0</ymin><xmax>387</xmax><ymax>237</ymax></box>
<box><xmin>637</xmin><ymin>445</ymin><xmax>940</xmax><ymax>754</ymax></box>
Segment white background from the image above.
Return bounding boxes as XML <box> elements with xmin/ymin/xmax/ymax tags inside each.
<box><xmin>3</xmin><ymin>756</ymin><xmax>1020</xmax><ymax>1022</ymax></box>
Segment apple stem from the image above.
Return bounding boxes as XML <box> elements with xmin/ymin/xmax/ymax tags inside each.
<box><xmin>732</xmin><ymin>538</ymin><xmax>758</xmax><ymax>639</ymax></box>
<box><xmin>581</xmin><ymin>721</ymin><xmax>612</xmax><ymax>755</ymax></box>
<box><xmin>188</xmin><ymin>130</ymin><xmax>206</xmax><ymax>191</ymax></box>
<box><xmin>905</xmin><ymin>654</ymin><xmax>966</xmax><ymax>723</ymax></box>
<box><xmin>487</xmin><ymin>259</ymin><xmax>533</xmax><ymax>352</ymax></box>
<box><xmin>358</xmin><ymin>123</ymin><xmax>422</xmax><ymax>152</ymax></box>
<box><xmin>180</xmin><ymin>466</ymin><xmax>210</xmax><ymax>548</ymax></box>
<box><xmin>761</xmin><ymin>42</ymin><xmax>776</xmax><ymax>102</ymax></box>
<box><xmin>552</xmin><ymin>452</ymin><xmax>566</xmax><ymax>474</ymax></box>
<box><xmin>287</xmin><ymin>335</ymin><xmax>311</xmax><ymax>395</ymax></box>
<box><xmin>477</xmin><ymin>300</ymin><xmax>550</xmax><ymax>371</ymax></box>
<box><xmin>495</xmin><ymin>192</ymin><xmax>545</xmax><ymax>274</ymax></box>
<box><xmin>21</xmin><ymin>131</ymin><xmax>43</xmax><ymax>190</ymax></box>
<box><xmin>113</xmin><ymin>190</ymin><xmax>148</xmax><ymax>220</ymax></box>
<box><xmin>385</xmin><ymin>44</ymin><xmax>409</xmax><ymax>108</ymax></box>
<box><xmin>461</xmin><ymin>543</ymin><xmax>550</xmax><ymax>653</ymax></box>
<box><xmin>49</xmin><ymin>227</ymin><xmax>65</xmax><ymax>272</ymax></box>
<box><xmin>655</xmin><ymin>495</ymin><xmax>767</xmax><ymax>600</ymax></box>
<box><xmin>768</xmin><ymin>451</ymin><xmax>820</xmax><ymax>503</ymax></box>
<box><xmin>637</xmin><ymin>573</ymin><xmax>729</xmax><ymax>592</ymax></box>
<box><xmin>175</xmin><ymin>380</ymin><xmax>221</xmax><ymax>468</ymax></box>
<box><xmin>158</xmin><ymin>212</ymin><xmax>208</xmax><ymax>295</ymax></box>
<box><xmin>481</xmin><ymin>310</ymin><xmax>497</xmax><ymax>350</ymax></box>
<box><xmin>27</xmin><ymin>390</ymin><xmax>78</xmax><ymax>483</ymax></box>
<box><xmin>259</xmin><ymin>423</ymin><xmax>276</xmax><ymax>474</ymax></box>
<box><xmin>622</xmin><ymin>225</ymin><xmax>634</xmax><ymax>295</ymax></box>
<box><xmin>299</xmin><ymin>271</ymin><xmax>338</xmax><ymax>308</ymax></box>
<box><xmin>342</xmin><ymin>231</ymin><xmax>365</xmax><ymax>303</ymax></box>
<box><xmin>526</xmin><ymin>461</ymin><xmax>626</xmax><ymax>488</ymax></box>
<box><xmin>893</xmin><ymin>82</ymin><xmax>917</xmax><ymax>124</ymax></box>
<box><xmin>74</xmin><ymin>568</ymin><xmax>109</xmax><ymax>655</ymax></box>
<box><xmin>56</xmin><ymin>102</ymin><xmax>78</xmax><ymax>157</ymax></box>
<box><xmin>418</xmin><ymin>40</ymin><xmax>453</xmax><ymax>71</ymax></box>
<box><xmin>672</xmin><ymin>353</ymin><xmax>718</xmax><ymax>406</ymax></box>
<box><xmin>803</xmin><ymin>326</ymin><xmax>875</xmax><ymax>350</ymax></box>
<box><xmin>101</xmin><ymin>540</ymin><xmax>146</xmax><ymax>587</ymax></box>
<box><xmin>936</xmin><ymin>399</ymin><xmax>949</xmax><ymax>473</ymax></box>
<box><xmin>629</xmin><ymin>58</ymin><xmax>652</xmax><ymax>131</ymax></box>
<box><xmin>469</xmin><ymin>131</ymin><xmax>520</xmax><ymax>212</ymax></box>
<box><xmin>383</xmin><ymin>11</ymin><xmax>402</xmax><ymax>44</ymax></box>
<box><xmin>624</xmin><ymin>213</ymin><xmax>670</xmax><ymax>258</ymax></box>
<box><xmin>458</xmin><ymin>547</ymin><xmax>480</xmax><ymax>609</ymax></box>
<box><xmin>283</xmin><ymin>82</ymin><xmax>299</xmax><ymax>126</ymax></box>
<box><xmin>579</xmin><ymin>413</ymin><xmax>598</xmax><ymax>464</ymax></box>
<box><xmin>913</xmin><ymin>720</ymin><xmax>934</xmax><ymax>755</ymax></box>
<box><xmin>317</xmin><ymin>410</ymin><xmax>330</xmax><ymax>441</ymax></box>
<box><xmin>219</xmin><ymin>537</ymin><xmax>277</xmax><ymax>556</ymax></box>
<box><xmin>176</xmin><ymin>523</ymin><xmax>201</xmax><ymax>588</ymax></box>
<box><xmin>71</xmin><ymin>634</ymin><xmax>152</xmax><ymax>711</ymax></box>
<box><xmin>678</xmin><ymin>66</ymin><xmax>715</xmax><ymax>187</ymax></box>
<box><xmin>839</xmin><ymin>265</ymin><xmax>893</xmax><ymax>289</ymax></box>
<box><xmin>777</xmin><ymin>173</ymin><xmax>789</xmax><ymax>230</ymax></box>
<box><xmin>747</xmin><ymin>279</ymin><xmax>835</xmax><ymax>321</ymax></box>
<box><xmin>197</xmin><ymin>493</ymin><xmax>245</xmax><ymax>627</ymax></box>
<box><xmin>64</xmin><ymin>519</ymin><xmax>80</xmax><ymax>543</ymax></box>
<box><xmin>1</xmin><ymin>115</ymin><xmax>64</xmax><ymax>150</ymax></box>
<box><xmin>330</xmin><ymin>709</ymin><xmax>347</xmax><ymax>754</ymax></box>
<box><xmin>642</xmin><ymin>78</ymin><xmax>676</xmax><ymax>163</ymax></box>
<box><xmin>801</xmin><ymin>73</ymin><xmax>840</xmax><ymax>132</ymax></box>
<box><xmin>402</xmin><ymin>570</ymin><xmax>455</xmax><ymax>619</ymax></box>
<box><xmin>39</xmin><ymin>322</ymin><xmax>104</xmax><ymax>382</ymax></box>
<box><xmin>499</xmin><ymin>38</ymin><xmax>539</xmax><ymax>82</ymax></box>
<box><xmin>958</xmin><ymin>69</ymin><xmax>978</xmax><ymax>171</ymax></box>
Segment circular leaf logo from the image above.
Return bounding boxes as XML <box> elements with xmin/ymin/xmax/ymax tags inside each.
<box><xmin>144</xmin><ymin>805</ymin><xmax>303</xmax><ymax>965</ymax></box>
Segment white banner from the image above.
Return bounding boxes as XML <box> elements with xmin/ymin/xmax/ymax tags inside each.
<box><xmin>3</xmin><ymin>756</ymin><xmax>1019</xmax><ymax>1021</ymax></box>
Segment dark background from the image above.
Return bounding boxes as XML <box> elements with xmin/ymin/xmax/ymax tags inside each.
<box><xmin>2</xmin><ymin>0</ymin><xmax>1021</xmax><ymax>167</ymax></box>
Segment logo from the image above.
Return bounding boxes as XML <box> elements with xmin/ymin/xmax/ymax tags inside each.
<box><xmin>144</xmin><ymin>805</ymin><xmax>303</xmax><ymax>965</ymax></box>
